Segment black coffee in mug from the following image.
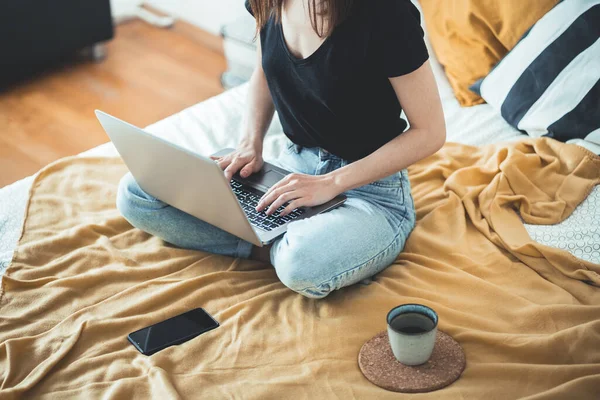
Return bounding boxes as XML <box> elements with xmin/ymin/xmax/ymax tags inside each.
<box><xmin>390</xmin><ymin>312</ymin><xmax>435</xmax><ymax>334</ymax></box>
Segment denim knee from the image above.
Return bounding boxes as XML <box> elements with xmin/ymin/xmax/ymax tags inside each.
<box><xmin>271</xmin><ymin>241</ymin><xmax>332</xmax><ymax>299</ymax></box>
<box><xmin>116</xmin><ymin>173</ymin><xmax>163</xmax><ymax>226</ymax></box>
<box><xmin>116</xmin><ymin>173</ymin><xmax>134</xmax><ymax>218</ymax></box>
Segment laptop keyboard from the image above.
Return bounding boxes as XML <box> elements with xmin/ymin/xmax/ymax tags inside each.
<box><xmin>230</xmin><ymin>180</ymin><xmax>305</xmax><ymax>231</ymax></box>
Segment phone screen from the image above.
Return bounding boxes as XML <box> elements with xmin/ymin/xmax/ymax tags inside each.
<box><xmin>128</xmin><ymin>308</ymin><xmax>219</xmax><ymax>355</ymax></box>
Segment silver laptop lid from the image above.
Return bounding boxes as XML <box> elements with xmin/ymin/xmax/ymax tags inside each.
<box><xmin>95</xmin><ymin>110</ymin><xmax>263</xmax><ymax>246</ymax></box>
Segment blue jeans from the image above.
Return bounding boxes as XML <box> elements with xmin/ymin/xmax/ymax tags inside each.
<box><xmin>116</xmin><ymin>143</ymin><xmax>416</xmax><ymax>298</ymax></box>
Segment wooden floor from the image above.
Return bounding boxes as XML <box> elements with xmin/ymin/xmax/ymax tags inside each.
<box><xmin>0</xmin><ymin>19</ymin><xmax>226</xmax><ymax>187</ymax></box>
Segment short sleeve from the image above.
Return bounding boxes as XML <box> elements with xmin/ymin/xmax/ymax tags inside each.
<box><xmin>245</xmin><ymin>0</ymin><xmax>254</xmax><ymax>17</ymax></box>
<box><xmin>377</xmin><ymin>0</ymin><xmax>429</xmax><ymax>77</ymax></box>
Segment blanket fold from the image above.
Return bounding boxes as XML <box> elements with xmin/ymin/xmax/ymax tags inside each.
<box><xmin>1</xmin><ymin>138</ymin><xmax>599</xmax><ymax>399</ymax></box>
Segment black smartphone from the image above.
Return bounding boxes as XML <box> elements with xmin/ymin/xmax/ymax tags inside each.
<box><xmin>128</xmin><ymin>308</ymin><xmax>219</xmax><ymax>356</ymax></box>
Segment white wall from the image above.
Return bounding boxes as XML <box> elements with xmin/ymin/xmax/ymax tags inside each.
<box><xmin>146</xmin><ymin>0</ymin><xmax>248</xmax><ymax>34</ymax></box>
<box><xmin>110</xmin><ymin>0</ymin><xmax>144</xmax><ymax>18</ymax></box>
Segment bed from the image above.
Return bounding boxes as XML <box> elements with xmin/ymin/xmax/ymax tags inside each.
<box><xmin>1</xmin><ymin>8</ymin><xmax>599</xmax><ymax>399</ymax></box>
<box><xmin>1</xmin><ymin>36</ymin><xmax>598</xmax><ymax>278</ymax></box>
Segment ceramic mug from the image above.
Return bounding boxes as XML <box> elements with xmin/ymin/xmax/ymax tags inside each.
<box><xmin>386</xmin><ymin>304</ymin><xmax>438</xmax><ymax>366</ymax></box>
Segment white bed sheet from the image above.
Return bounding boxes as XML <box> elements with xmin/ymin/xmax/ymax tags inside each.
<box><xmin>1</xmin><ymin>21</ymin><xmax>598</xmax><ymax>277</ymax></box>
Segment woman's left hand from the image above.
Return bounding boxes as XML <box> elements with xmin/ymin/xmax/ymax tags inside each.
<box><xmin>256</xmin><ymin>173</ymin><xmax>340</xmax><ymax>217</ymax></box>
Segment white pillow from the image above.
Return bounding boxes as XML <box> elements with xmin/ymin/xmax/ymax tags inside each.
<box><xmin>471</xmin><ymin>0</ymin><xmax>600</xmax><ymax>151</ymax></box>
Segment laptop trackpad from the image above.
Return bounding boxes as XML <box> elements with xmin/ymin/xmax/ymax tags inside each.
<box><xmin>242</xmin><ymin>169</ymin><xmax>286</xmax><ymax>191</ymax></box>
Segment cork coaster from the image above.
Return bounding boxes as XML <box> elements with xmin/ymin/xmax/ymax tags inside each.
<box><xmin>358</xmin><ymin>331</ymin><xmax>466</xmax><ymax>393</ymax></box>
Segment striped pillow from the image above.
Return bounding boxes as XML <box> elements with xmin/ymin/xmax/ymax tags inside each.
<box><xmin>471</xmin><ymin>0</ymin><xmax>600</xmax><ymax>150</ymax></box>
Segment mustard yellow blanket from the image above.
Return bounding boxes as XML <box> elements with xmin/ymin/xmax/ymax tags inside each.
<box><xmin>1</xmin><ymin>139</ymin><xmax>599</xmax><ymax>399</ymax></box>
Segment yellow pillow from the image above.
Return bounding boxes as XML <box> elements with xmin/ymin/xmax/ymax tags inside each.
<box><xmin>419</xmin><ymin>0</ymin><xmax>559</xmax><ymax>107</ymax></box>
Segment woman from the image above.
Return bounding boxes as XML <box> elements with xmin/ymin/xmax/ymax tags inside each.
<box><xmin>117</xmin><ymin>0</ymin><xmax>445</xmax><ymax>298</ymax></box>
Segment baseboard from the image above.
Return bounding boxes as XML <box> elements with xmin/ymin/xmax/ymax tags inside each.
<box><xmin>144</xmin><ymin>0</ymin><xmax>247</xmax><ymax>36</ymax></box>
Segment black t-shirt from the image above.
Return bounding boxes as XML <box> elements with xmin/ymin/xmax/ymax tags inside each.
<box><xmin>245</xmin><ymin>0</ymin><xmax>429</xmax><ymax>161</ymax></box>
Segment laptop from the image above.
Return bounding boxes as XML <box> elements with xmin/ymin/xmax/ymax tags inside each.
<box><xmin>95</xmin><ymin>110</ymin><xmax>347</xmax><ymax>247</ymax></box>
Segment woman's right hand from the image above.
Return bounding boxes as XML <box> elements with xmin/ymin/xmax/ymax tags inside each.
<box><xmin>211</xmin><ymin>143</ymin><xmax>264</xmax><ymax>181</ymax></box>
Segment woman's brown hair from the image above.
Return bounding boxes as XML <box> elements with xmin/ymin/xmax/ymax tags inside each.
<box><xmin>248</xmin><ymin>0</ymin><xmax>356</xmax><ymax>38</ymax></box>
